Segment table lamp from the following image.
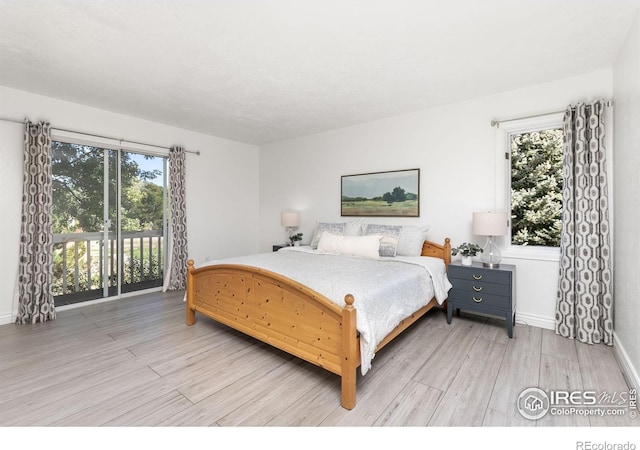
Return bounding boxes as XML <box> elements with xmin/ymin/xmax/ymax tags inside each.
<box><xmin>472</xmin><ymin>211</ymin><xmax>508</xmax><ymax>268</ymax></box>
<box><xmin>281</xmin><ymin>211</ymin><xmax>299</xmax><ymax>245</ymax></box>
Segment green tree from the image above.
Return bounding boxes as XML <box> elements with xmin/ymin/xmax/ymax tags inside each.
<box><xmin>382</xmin><ymin>186</ymin><xmax>408</xmax><ymax>204</ymax></box>
<box><xmin>511</xmin><ymin>129</ymin><xmax>563</xmax><ymax>246</ymax></box>
<box><xmin>124</xmin><ymin>180</ymin><xmax>165</xmax><ymax>230</ymax></box>
<box><xmin>52</xmin><ymin>142</ymin><xmax>161</xmax><ymax>233</ymax></box>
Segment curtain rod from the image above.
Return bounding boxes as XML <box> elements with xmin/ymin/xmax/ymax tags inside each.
<box><xmin>0</xmin><ymin>116</ymin><xmax>200</xmax><ymax>155</ymax></box>
<box><xmin>490</xmin><ymin>100</ymin><xmax>613</xmax><ymax>128</ymax></box>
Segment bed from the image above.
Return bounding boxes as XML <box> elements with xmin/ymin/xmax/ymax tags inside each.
<box><xmin>185</xmin><ymin>234</ymin><xmax>451</xmax><ymax>410</ymax></box>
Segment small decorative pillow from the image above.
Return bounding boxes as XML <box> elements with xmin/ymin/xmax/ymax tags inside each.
<box><xmin>365</xmin><ymin>224</ymin><xmax>402</xmax><ymax>257</ymax></box>
<box><xmin>344</xmin><ymin>218</ymin><xmax>365</xmax><ymax>236</ymax></box>
<box><xmin>396</xmin><ymin>225</ymin><xmax>432</xmax><ymax>256</ymax></box>
<box><xmin>317</xmin><ymin>231</ymin><xmax>381</xmax><ymax>259</ymax></box>
<box><xmin>311</xmin><ymin>222</ymin><xmax>346</xmax><ymax>249</ymax></box>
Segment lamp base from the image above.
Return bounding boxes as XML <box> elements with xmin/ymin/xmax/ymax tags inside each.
<box><xmin>480</xmin><ymin>236</ymin><xmax>502</xmax><ymax>269</ymax></box>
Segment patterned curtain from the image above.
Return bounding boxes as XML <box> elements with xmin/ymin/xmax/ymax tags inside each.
<box><xmin>16</xmin><ymin>121</ymin><xmax>56</xmax><ymax>324</ymax></box>
<box><xmin>555</xmin><ymin>100</ymin><xmax>613</xmax><ymax>345</ymax></box>
<box><xmin>163</xmin><ymin>146</ymin><xmax>188</xmax><ymax>291</ymax></box>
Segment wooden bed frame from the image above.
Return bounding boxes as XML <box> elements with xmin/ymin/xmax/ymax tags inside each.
<box><xmin>186</xmin><ymin>238</ymin><xmax>451</xmax><ymax>410</ymax></box>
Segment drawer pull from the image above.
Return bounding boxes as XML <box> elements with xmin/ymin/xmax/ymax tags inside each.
<box><xmin>472</xmin><ymin>286</ymin><xmax>483</xmax><ymax>292</ymax></box>
<box><xmin>473</xmin><ymin>297</ymin><xmax>483</xmax><ymax>303</ymax></box>
<box><xmin>472</xmin><ymin>274</ymin><xmax>483</xmax><ymax>280</ymax></box>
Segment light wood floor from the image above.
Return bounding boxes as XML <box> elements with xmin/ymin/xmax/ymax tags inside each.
<box><xmin>0</xmin><ymin>290</ymin><xmax>636</xmax><ymax>427</ymax></box>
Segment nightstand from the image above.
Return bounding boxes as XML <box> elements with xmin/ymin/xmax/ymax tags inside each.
<box><xmin>272</xmin><ymin>244</ymin><xmax>287</xmax><ymax>252</ymax></box>
<box><xmin>446</xmin><ymin>261</ymin><xmax>516</xmax><ymax>338</ymax></box>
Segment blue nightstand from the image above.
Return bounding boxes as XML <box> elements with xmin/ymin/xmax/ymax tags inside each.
<box><xmin>446</xmin><ymin>261</ymin><xmax>516</xmax><ymax>337</ymax></box>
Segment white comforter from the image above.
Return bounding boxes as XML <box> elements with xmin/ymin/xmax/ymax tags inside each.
<box><xmin>204</xmin><ymin>246</ymin><xmax>452</xmax><ymax>375</ymax></box>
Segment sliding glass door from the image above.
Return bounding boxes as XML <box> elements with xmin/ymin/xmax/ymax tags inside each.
<box><xmin>120</xmin><ymin>151</ymin><xmax>166</xmax><ymax>294</ymax></box>
<box><xmin>51</xmin><ymin>141</ymin><xmax>166</xmax><ymax>306</ymax></box>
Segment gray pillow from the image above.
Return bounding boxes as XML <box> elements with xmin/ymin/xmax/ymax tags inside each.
<box><xmin>311</xmin><ymin>222</ymin><xmax>346</xmax><ymax>249</ymax></box>
<box><xmin>365</xmin><ymin>224</ymin><xmax>402</xmax><ymax>257</ymax></box>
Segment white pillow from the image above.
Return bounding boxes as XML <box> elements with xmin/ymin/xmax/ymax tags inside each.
<box><xmin>317</xmin><ymin>231</ymin><xmax>381</xmax><ymax>259</ymax></box>
<box><xmin>396</xmin><ymin>225</ymin><xmax>432</xmax><ymax>256</ymax></box>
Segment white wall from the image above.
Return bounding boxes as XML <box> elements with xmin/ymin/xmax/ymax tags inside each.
<box><xmin>613</xmin><ymin>11</ymin><xmax>640</xmax><ymax>392</ymax></box>
<box><xmin>259</xmin><ymin>70</ymin><xmax>613</xmax><ymax>329</ymax></box>
<box><xmin>0</xmin><ymin>86</ymin><xmax>260</xmax><ymax>324</ymax></box>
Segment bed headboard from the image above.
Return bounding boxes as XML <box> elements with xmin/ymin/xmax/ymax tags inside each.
<box><xmin>421</xmin><ymin>238</ymin><xmax>451</xmax><ymax>266</ymax></box>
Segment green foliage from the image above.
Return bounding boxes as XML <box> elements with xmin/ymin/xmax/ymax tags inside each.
<box><xmin>381</xmin><ymin>186</ymin><xmax>417</xmax><ymax>204</ymax></box>
<box><xmin>342</xmin><ymin>187</ymin><xmax>416</xmax><ymax>204</ymax></box>
<box><xmin>289</xmin><ymin>232</ymin><xmax>303</xmax><ymax>245</ymax></box>
<box><xmin>451</xmin><ymin>242</ymin><xmax>483</xmax><ymax>257</ymax></box>
<box><xmin>53</xmin><ymin>241</ymin><xmax>91</xmax><ymax>294</ymax></box>
<box><xmin>341</xmin><ymin>195</ymin><xmax>368</xmax><ymax>202</ymax></box>
<box><xmin>52</xmin><ymin>142</ymin><xmax>163</xmax><ymax>233</ymax></box>
<box><xmin>511</xmin><ymin>129</ymin><xmax>563</xmax><ymax>247</ymax></box>
<box><xmin>383</xmin><ymin>186</ymin><xmax>407</xmax><ymax>204</ymax></box>
<box><xmin>124</xmin><ymin>179</ymin><xmax>165</xmax><ymax>230</ymax></box>
<box><xmin>123</xmin><ymin>253</ymin><xmax>163</xmax><ymax>284</ymax></box>
<box><xmin>53</xmin><ymin>240</ymin><xmax>164</xmax><ymax>296</ymax></box>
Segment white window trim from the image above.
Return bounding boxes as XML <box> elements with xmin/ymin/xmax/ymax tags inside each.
<box><xmin>501</xmin><ymin>244</ymin><xmax>561</xmax><ymax>262</ymax></box>
<box><xmin>494</xmin><ymin>112</ymin><xmax>564</xmax><ymax>262</ymax></box>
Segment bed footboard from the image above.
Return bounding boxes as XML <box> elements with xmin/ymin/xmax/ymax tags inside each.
<box><xmin>186</xmin><ymin>260</ymin><xmax>360</xmax><ymax>408</ymax></box>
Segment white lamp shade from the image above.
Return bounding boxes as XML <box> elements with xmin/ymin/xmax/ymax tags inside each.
<box><xmin>281</xmin><ymin>211</ymin><xmax>299</xmax><ymax>227</ymax></box>
<box><xmin>472</xmin><ymin>212</ymin><xmax>507</xmax><ymax>236</ymax></box>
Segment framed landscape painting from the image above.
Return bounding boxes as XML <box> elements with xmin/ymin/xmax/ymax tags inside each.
<box><xmin>341</xmin><ymin>168</ymin><xmax>420</xmax><ymax>217</ymax></box>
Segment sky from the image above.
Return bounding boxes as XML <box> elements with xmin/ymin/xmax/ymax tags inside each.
<box><xmin>342</xmin><ymin>170</ymin><xmax>419</xmax><ymax>198</ymax></box>
<box><xmin>129</xmin><ymin>152</ymin><xmax>165</xmax><ymax>186</ymax></box>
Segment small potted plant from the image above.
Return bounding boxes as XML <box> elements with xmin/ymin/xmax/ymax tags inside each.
<box><xmin>451</xmin><ymin>242</ymin><xmax>483</xmax><ymax>266</ymax></box>
<box><xmin>289</xmin><ymin>232</ymin><xmax>303</xmax><ymax>246</ymax></box>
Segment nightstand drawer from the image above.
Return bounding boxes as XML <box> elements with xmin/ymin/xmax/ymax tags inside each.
<box><xmin>447</xmin><ymin>279</ymin><xmax>510</xmax><ymax>296</ymax></box>
<box><xmin>448</xmin><ymin>265</ymin><xmax>511</xmax><ymax>285</ymax></box>
<box><xmin>448</xmin><ymin>290</ymin><xmax>510</xmax><ymax>309</ymax></box>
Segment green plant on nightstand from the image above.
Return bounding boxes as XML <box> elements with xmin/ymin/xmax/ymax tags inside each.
<box><xmin>289</xmin><ymin>232</ymin><xmax>303</xmax><ymax>246</ymax></box>
<box><xmin>451</xmin><ymin>242</ymin><xmax>483</xmax><ymax>266</ymax></box>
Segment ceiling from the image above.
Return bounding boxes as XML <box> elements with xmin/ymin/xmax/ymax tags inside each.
<box><xmin>1</xmin><ymin>0</ymin><xmax>638</xmax><ymax>145</ymax></box>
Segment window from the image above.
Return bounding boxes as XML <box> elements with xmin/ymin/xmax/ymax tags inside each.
<box><xmin>501</xmin><ymin>114</ymin><xmax>564</xmax><ymax>250</ymax></box>
<box><xmin>510</xmin><ymin>128</ymin><xmax>563</xmax><ymax>246</ymax></box>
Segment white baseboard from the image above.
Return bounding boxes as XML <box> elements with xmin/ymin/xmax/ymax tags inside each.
<box><xmin>613</xmin><ymin>332</ymin><xmax>640</xmax><ymax>405</ymax></box>
<box><xmin>0</xmin><ymin>312</ymin><xmax>13</xmax><ymax>326</ymax></box>
<box><xmin>515</xmin><ymin>311</ymin><xmax>555</xmax><ymax>330</ymax></box>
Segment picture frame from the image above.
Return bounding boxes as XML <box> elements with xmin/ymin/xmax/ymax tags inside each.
<box><xmin>341</xmin><ymin>168</ymin><xmax>420</xmax><ymax>217</ymax></box>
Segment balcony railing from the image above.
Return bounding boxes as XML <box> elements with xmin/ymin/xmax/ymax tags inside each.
<box><xmin>53</xmin><ymin>230</ymin><xmax>164</xmax><ymax>306</ymax></box>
